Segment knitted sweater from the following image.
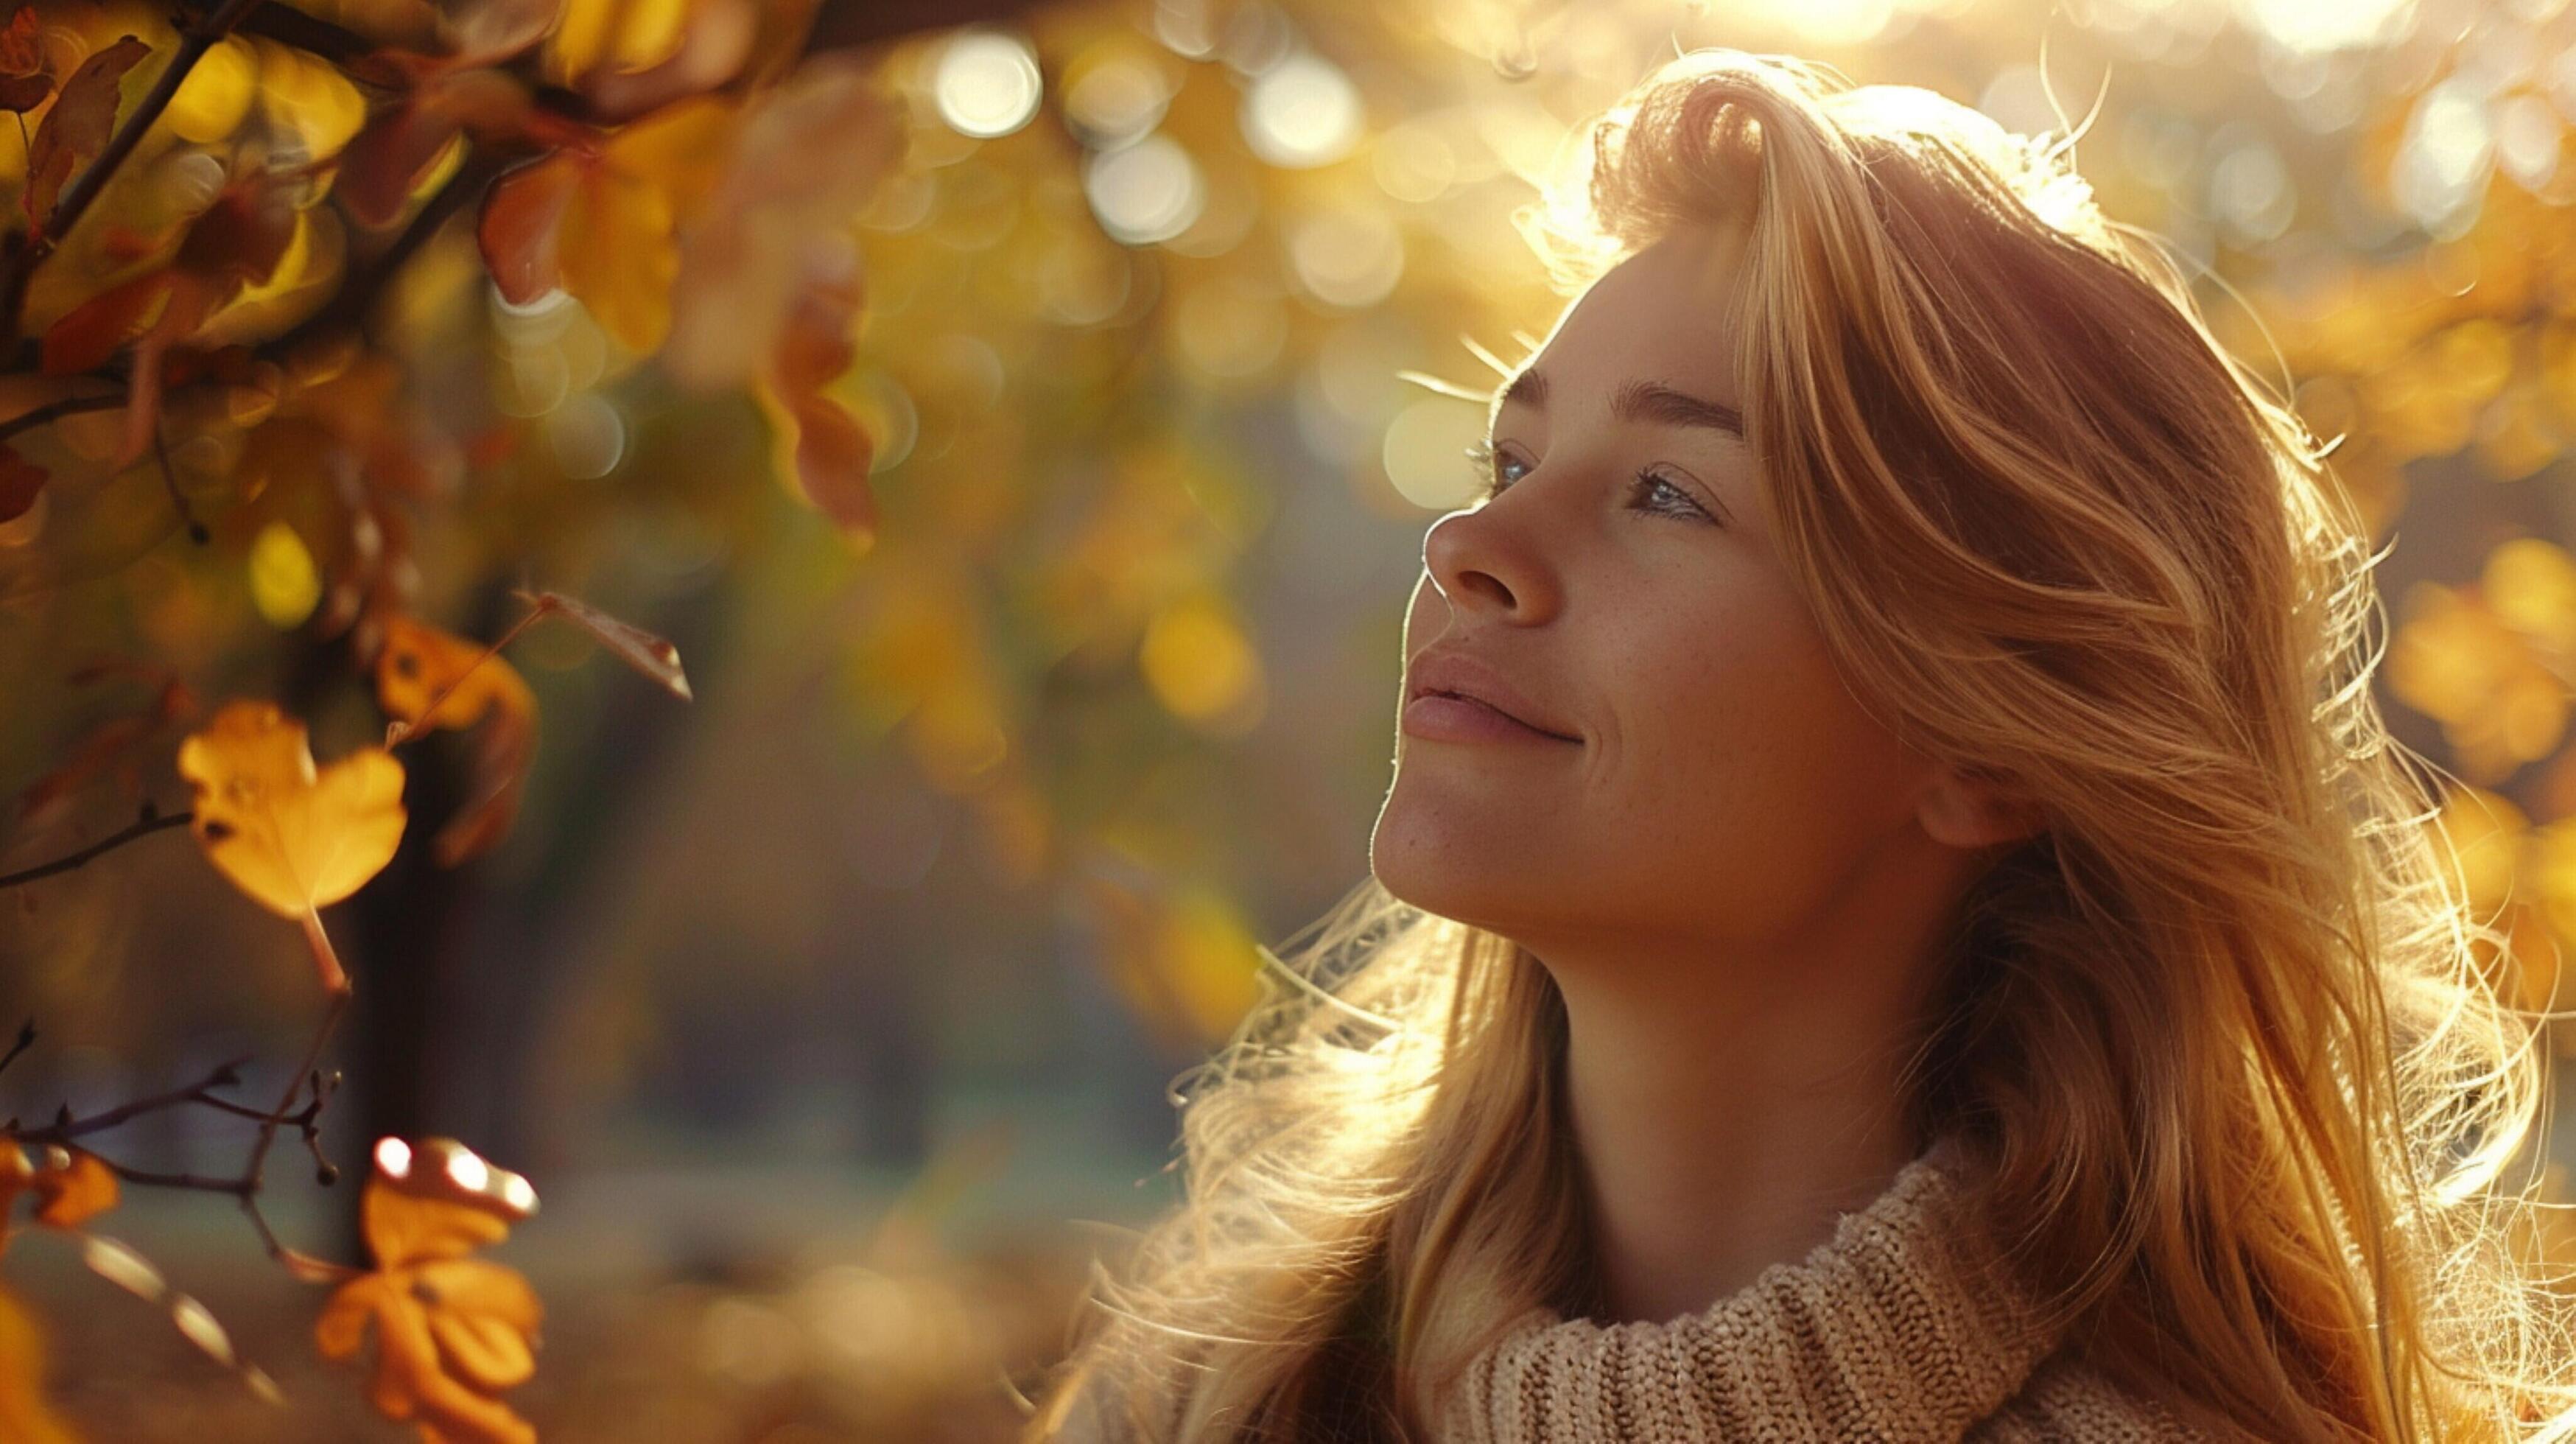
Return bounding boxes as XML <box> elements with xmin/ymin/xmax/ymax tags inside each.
<box><xmin>1436</xmin><ymin>1131</ymin><xmax>2220</xmax><ymax>1442</ymax></box>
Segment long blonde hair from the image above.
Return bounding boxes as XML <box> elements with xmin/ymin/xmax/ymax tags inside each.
<box><xmin>1022</xmin><ymin>48</ymin><xmax>2576</xmax><ymax>1443</ymax></box>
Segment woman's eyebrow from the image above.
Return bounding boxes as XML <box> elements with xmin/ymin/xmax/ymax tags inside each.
<box><xmin>1612</xmin><ymin>379</ymin><xmax>1744</xmax><ymax>438</ymax></box>
<box><xmin>1495</xmin><ymin>368</ymin><xmax>1744</xmax><ymax>439</ymax></box>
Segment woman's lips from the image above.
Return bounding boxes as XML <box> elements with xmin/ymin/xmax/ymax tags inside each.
<box><xmin>1402</xmin><ymin>691</ymin><xmax>1582</xmax><ymax>746</ymax></box>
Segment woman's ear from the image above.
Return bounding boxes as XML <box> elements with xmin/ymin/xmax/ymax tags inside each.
<box><xmin>1916</xmin><ymin>764</ymin><xmax>2049</xmax><ymax>851</ymax></box>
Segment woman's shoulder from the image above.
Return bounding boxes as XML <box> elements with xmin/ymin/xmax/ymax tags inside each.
<box><xmin>1970</xmin><ymin>1347</ymin><xmax>2239</xmax><ymax>1443</ymax></box>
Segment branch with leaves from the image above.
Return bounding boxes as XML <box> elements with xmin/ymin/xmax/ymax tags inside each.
<box><xmin>2</xmin><ymin>582</ymin><xmax>692</xmax><ymax>1437</ymax></box>
<box><xmin>0</xmin><ymin>0</ymin><xmax>1002</xmax><ymax>1429</ymax></box>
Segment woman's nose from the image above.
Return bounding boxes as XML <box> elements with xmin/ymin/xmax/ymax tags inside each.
<box><xmin>1421</xmin><ymin>495</ymin><xmax>1561</xmax><ymax>624</ymax></box>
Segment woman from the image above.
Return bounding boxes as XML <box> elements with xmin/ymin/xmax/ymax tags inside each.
<box><xmin>1022</xmin><ymin>46</ymin><xmax>2576</xmax><ymax>1443</ymax></box>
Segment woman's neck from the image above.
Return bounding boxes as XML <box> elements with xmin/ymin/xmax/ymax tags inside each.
<box><xmin>1515</xmin><ymin>816</ymin><xmax>1986</xmax><ymax>1324</ymax></box>
<box><xmin>1555</xmin><ymin>972</ymin><xmax>1927</xmax><ymax>1323</ymax></box>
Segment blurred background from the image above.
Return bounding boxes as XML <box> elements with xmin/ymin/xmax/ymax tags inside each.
<box><xmin>3</xmin><ymin>0</ymin><xmax>2575</xmax><ymax>1437</ymax></box>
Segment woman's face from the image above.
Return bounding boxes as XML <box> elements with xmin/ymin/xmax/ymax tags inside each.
<box><xmin>1369</xmin><ymin>225</ymin><xmax>2018</xmax><ymax>968</ymax></box>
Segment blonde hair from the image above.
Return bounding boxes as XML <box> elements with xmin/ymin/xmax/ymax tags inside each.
<box><xmin>1022</xmin><ymin>48</ymin><xmax>2576</xmax><ymax>1443</ymax></box>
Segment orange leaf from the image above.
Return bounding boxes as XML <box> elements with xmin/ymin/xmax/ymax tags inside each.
<box><xmin>0</xmin><ymin>1283</ymin><xmax>76</xmax><ymax>1444</ymax></box>
<box><xmin>373</xmin><ymin>615</ymin><xmax>540</xmax><ymax>866</ymax></box>
<box><xmin>0</xmin><ymin>7</ymin><xmax>50</xmax><ymax>114</ymax></box>
<box><xmin>376</xmin><ymin>614</ymin><xmax>536</xmax><ymax>735</ymax></box>
<box><xmin>40</xmin><ymin>267</ymin><xmax>174</xmax><ymax>375</ymax></box>
<box><xmin>176</xmin><ymin>701</ymin><xmax>407</xmax><ymax>982</ymax></box>
<box><xmin>475</xmin><ymin>152</ymin><xmax>580</xmax><ymax>304</ymax></box>
<box><xmin>23</xmin><ymin>34</ymin><xmax>150</xmax><ymax>234</ymax></box>
<box><xmin>0</xmin><ymin>440</ymin><xmax>43</xmax><ymax>523</ymax></box>
<box><xmin>317</xmin><ymin>1138</ymin><xmax>540</xmax><ymax>1444</ymax></box>
<box><xmin>334</xmin><ymin>104</ymin><xmax>468</xmax><ymax>231</ymax></box>
<box><xmin>757</xmin><ymin>251</ymin><xmax>874</xmax><ymax>538</ymax></box>
<box><xmin>29</xmin><ymin>1149</ymin><xmax>116</xmax><ymax>1228</ymax></box>
<box><xmin>0</xmin><ymin>1143</ymin><xmax>120</xmax><ymax>1244</ymax></box>
<box><xmin>335</xmin><ymin>69</ymin><xmax>538</xmax><ymax>231</ymax></box>
<box><xmin>174</xmin><ymin>166</ymin><xmax>299</xmax><ymax>289</ymax></box>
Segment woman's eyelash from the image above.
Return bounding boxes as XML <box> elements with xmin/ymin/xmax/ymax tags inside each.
<box><xmin>1461</xmin><ymin>438</ymin><xmax>1716</xmax><ymax>523</ymax></box>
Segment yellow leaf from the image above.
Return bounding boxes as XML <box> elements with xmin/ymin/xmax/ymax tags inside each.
<box><xmin>373</xmin><ymin>615</ymin><xmax>541</xmax><ymax>866</ymax></box>
<box><xmin>547</xmin><ymin>0</ymin><xmax>690</xmax><ymax>83</ymax></box>
<box><xmin>559</xmin><ymin>164</ymin><xmax>675</xmax><ymax>353</ymax></box>
<box><xmin>0</xmin><ymin>1283</ymin><xmax>77</xmax><ymax>1444</ymax></box>
<box><xmin>177</xmin><ymin>699</ymin><xmax>407</xmax><ymax>933</ymax></box>
<box><xmin>317</xmin><ymin>1138</ymin><xmax>541</xmax><ymax>1444</ymax></box>
<box><xmin>599</xmin><ymin>91</ymin><xmax>740</xmax><ymax>226</ymax></box>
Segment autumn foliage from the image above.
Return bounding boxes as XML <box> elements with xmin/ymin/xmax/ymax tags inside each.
<box><xmin>0</xmin><ymin>0</ymin><xmax>892</xmax><ymax>1430</ymax></box>
<box><xmin>316</xmin><ymin>1138</ymin><xmax>544</xmax><ymax>1444</ymax></box>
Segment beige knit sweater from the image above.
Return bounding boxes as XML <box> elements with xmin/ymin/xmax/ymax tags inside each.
<box><xmin>1436</xmin><ymin>1131</ymin><xmax>2221</xmax><ymax>1442</ymax></box>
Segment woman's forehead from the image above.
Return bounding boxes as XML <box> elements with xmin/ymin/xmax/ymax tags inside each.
<box><xmin>1520</xmin><ymin>234</ymin><xmax>1751</xmax><ymax>414</ymax></box>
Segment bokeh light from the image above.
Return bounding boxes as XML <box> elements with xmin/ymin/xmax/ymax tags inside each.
<box><xmin>1381</xmin><ymin>395</ymin><xmax>1489</xmax><ymax>510</ymax></box>
<box><xmin>1084</xmin><ymin>133</ymin><xmax>1205</xmax><ymax>243</ymax></box>
<box><xmin>933</xmin><ymin>29</ymin><xmax>1044</xmax><ymax>139</ymax></box>
<box><xmin>1241</xmin><ymin>49</ymin><xmax>1364</xmax><ymax>167</ymax></box>
<box><xmin>247</xmin><ymin>520</ymin><xmax>319</xmax><ymax>629</ymax></box>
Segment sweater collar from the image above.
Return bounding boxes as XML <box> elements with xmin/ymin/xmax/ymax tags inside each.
<box><xmin>1436</xmin><ymin>1132</ymin><xmax>2069</xmax><ymax>1443</ymax></box>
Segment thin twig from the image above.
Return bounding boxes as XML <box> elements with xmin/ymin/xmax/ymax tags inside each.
<box><xmin>242</xmin><ymin>985</ymin><xmax>346</xmax><ymax>1200</ymax></box>
<box><xmin>12</xmin><ymin>1056</ymin><xmax>250</xmax><ymax>1144</ymax></box>
<box><xmin>91</xmin><ymin>1158</ymin><xmax>252</xmax><ymax>1193</ymax></box>
<box><xmin>0</xmin><ymin>390</ymin><xmax>124</xmax><ymax>446</ymax></box>
<box><xmin>80</xmin><ymin>1152</ymin><xmax>356</xmax><ymax>1282</ymax></box>
<box><xmin>0</xmin><ymin>807</ymin><xmax>193</xmax><ymax>891</ymax></box>
<box><xmin>1</xmin><ymin>988</ymin><xmax>354</xmax><ymax>1282</ymax></box>
<box><xmin>150</xmin><ymin>417</ymin><xmax>207</xmax><ymax>545</ymax></box>
<box><xmin>241</xmin><ymin>1189</ymin><xmax>357</xmax><ymax>1281</ymax></box>
<box><xmin>237</xmin><ymin>984</ymin><xmax>354</xmax><ymax>1281</ymax></box>
<box><xmin>0</xmin><ymin>1020</ymin><xmax>32</xmax><ymax>1079</ymax></box>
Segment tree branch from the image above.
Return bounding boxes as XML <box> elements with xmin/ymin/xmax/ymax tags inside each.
<box><xmin>0</xmin><ymin>0</ymin><xmax>267</xmax><ymax>354</ymax></box>
<box><xmin>266</xmin><ymin>142</ymin><xmax>516</xmax><ymax>362</ymax></box>
<box><xmin>7</xmin><ymin>992</ymin><xmax>357</xmax><ymax>1281</ymax></box>
<box><xmin>800</xmin><ymin>0</ymin><xmax>1055</xmax><ymax>55</ymax></box>
<box><xmin>12</xmin><ymin>1056</ymin><xmax>251</xmax><ymax>1144</ymax></box>
<box><xmin>234</xmin><ymin>0</ymin><xmax>373</xmax><ymax>67</ymax></box>
<box><xmin>237</xmin><ymin>986</ymin><xmax>353</xmax><ymax>1280</ymax></box>
<box><xmin>0</xmin><ymin>805</ymin><xmax>193</xmax><ymax>891</ymax></box>
<box><xmin>0</xmin><ymin>388</ymin><xmax>125</xmax><ymax>446</ymax></box>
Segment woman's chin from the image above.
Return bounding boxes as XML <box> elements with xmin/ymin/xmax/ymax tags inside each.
<box><xmin>1368</xmin><ymin>802</ymin><xmax>1517</xmax><ymax>922</ymax></box>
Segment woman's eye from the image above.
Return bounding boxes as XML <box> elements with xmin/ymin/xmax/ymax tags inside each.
<box><xmin>1463</xmin><ymin>441</ymin><xmax>1717</xmax><ymax>525</ymax></box>
<box><xmin>1466</xmin><ymin>439</ymin><xmax>1529</xmax><ymax>498</ymax></box>
<box><xmin>1632</xmin><ymin>469</ymin><xmax>1711</xmax><ymax>521</ymax></box>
